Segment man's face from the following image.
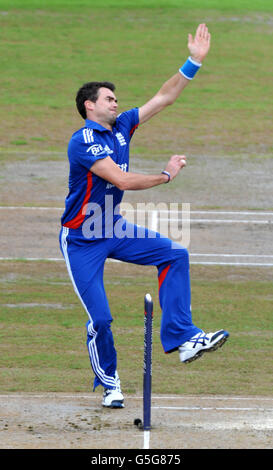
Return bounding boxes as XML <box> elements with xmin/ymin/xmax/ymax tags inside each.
<box><xmin>90</xmin><ymin>87</ymin><xmax>118</xmax><ymax>126</ymax></box>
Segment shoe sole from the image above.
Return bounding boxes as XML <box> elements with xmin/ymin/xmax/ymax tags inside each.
<box><xmin>184</xmin><ymin>331</ymin><xmax>229</xmax><ymax>364</ymax></box>
<box><xmin>102</xmin><ymin>400</ymin><xmax>124</xmax><ymax>408</ymax></box>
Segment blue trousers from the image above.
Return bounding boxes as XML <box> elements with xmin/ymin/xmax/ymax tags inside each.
<box><xmin>59</xmin><ymin>221</ymin><xmax>201</xmax><ymax>390</ymax></box>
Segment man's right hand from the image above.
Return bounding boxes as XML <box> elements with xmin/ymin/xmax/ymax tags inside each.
<box><xmin>164</xmin><ymin>155</ymin><xmax>187</xmax><ymax>181</ymax></box>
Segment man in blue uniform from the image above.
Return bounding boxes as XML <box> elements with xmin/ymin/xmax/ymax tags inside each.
<box><xmin>60</xmin><ymin>24</ymin><xmax>229</xmax><ymax>408</ymax></box>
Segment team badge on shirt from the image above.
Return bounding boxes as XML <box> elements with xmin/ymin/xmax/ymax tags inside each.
<box><xmin>115</xmin><ymin>132</ymin><xmax>127</xmax><ymax>146</ymax></box>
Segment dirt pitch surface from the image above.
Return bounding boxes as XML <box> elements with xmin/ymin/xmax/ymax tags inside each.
<box><xmin>1</xmin><ymin>154</ymin><xmax>273</xmax><ymax>262</ymax></box>
<box><xmin>0</xmin><ymin>393</ymin><xmax>272</xmax><ymax>449</ymax></box>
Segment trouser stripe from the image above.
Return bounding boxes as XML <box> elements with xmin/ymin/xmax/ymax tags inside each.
<box><xmin>60</xmin><ymin>227</ymin><xmax>116</xmax><ymax>389</ymax></box>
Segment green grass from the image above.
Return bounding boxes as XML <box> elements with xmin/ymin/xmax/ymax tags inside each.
<box><xmin>1</xmin><ymin>0</ymin><xmax>273</xmax><ymax>12</ymax></box>
<box><xmin>0</xmin><ymin>261</ymin><xmax>272</xmax><ymax>395</ymax></box>
<box><xmin>0</xmin><ymin>0</ymin><xmax>272</xmax><ymax>397</ymax></box>
<box><xmin>0</xmin><ymin>1</ymin><xmax>272</xmax><ymax>156</ymax></box>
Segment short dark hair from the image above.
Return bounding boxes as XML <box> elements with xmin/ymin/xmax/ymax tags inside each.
<box><xmin>75</xmin><ymin>81</ymin><xmax>116</xmax><ymax>119</ymax></box>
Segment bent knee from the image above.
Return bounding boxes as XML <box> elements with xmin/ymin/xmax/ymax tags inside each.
<box><xmin>87</xmin><ymin>317</ymin><xmax>112</xmax><ymax>336</ymax></box>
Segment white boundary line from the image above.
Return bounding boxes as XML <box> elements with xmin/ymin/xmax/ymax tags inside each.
<box><xmin>0</xmin><ymin>206</ymin><xmax>272</xmax><ymax>266</ymax></box>
<box><xmin>160</xmin><ymin>218</ymin><xmax>271</xmax><ymax>224</ymax></box>
<box><xmin>125</xmin><ymin>209</ymin><xmax>273</xmax><ymax>217</ymax></box>
<box><xmin>152</xmin><ymin>406</ymin><xmax>273</xmax><ymax>411</ymax></box>
<box><xmin>191</xmin><ymin>254</ymin><xmax>273</xmax><ymax>258</ymax></box>
<box><xmin>1</xmin><ymin>206</ymin><xmax>273</xmax><ymax>216</ymax></box>
<box><xmin>191</xmin><ymin>260</ymin><xmax>273</xmax><ymax>266</ymax></box>
<box><xmin>0</xmin><ymin>394</ymin><xmax>271</xmax><ymax>412</ymax></box>
<box><xmin>0</xmin><ymin>257</ymin><xmax>273</xmax><ymax>267</ymax></box>
<box><xmin>0</xmin><ymin>257</ymin><xmax>64</xmax><ymax>261</ymax></box>
<box><xmin>0</xmin><ymin>394</ymin><xmax>272</xmax><ymax>401</ymax></box>
<box><xmin>1</xmin><ymin>206</ymin><xmax>272</xmax><ymax>225</ymax></box>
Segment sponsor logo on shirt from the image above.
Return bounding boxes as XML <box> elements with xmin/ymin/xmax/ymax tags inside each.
<box><xmin>86</xmin><ymin>143</ymin><xmax>113</xmax><ymax>156</ymax></box>
<box><xmin>87</xmin><ymin>144</ymin><xmax>105</xmax><ymax>156</ymax></box>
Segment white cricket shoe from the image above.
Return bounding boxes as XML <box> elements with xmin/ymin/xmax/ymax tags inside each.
<box><xmin>179</xmin><ymin>329</ymin><xmax>229</xmax><ymax>363</ymax></box>
<box><xmin>102</xmin><ymin>388</ymin><xmax>124</xmax><ymax>408</ymax></box>
<box><xmin>102</xmin><ymin>371</ymin><xmax>124</xmax><ymax>408</ymax></box>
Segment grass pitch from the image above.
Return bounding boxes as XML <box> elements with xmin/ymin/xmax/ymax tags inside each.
<box><xmin>0</xmin><ymin>261</ymin><xmax>272</xmax><ymax>396</ymax></box>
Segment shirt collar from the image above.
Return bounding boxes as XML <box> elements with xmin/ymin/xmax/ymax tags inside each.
<box><xmin>85</xmin><ymin>119</ymin><xmax>112</xmax><ymax>132</ymax></box>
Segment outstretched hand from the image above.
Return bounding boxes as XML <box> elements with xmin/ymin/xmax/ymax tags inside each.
<box><xmin>188</xmin><ymin>23</ymin><xmax>211</xmax><ymax>63</ymax></box>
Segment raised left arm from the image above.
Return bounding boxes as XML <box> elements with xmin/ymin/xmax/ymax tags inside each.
<box><xmin>139</xmin><ymin>23</ymin><xmax>211</xmax><ymax>125</ymax></box>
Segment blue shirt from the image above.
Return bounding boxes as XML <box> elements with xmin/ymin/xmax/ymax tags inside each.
<box><xmin>61</xmin><ymin>107</ymin><xmax>139</xmax><ymax>237</ymax></box>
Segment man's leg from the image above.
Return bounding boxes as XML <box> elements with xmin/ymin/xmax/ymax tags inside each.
<box><xmin>60</xmin><ymin>227</ymin><xmax>119</xmax><ymax>393</ymax></box>
<box><xmin>110</xmin><ymin>220</ymin><xmax>229</xmax><ymax>360</ymax></box>
<box><xmin>109</xmin><ymin>221</ymin><xmax>201</xmax><ymax>353</ymax></box>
